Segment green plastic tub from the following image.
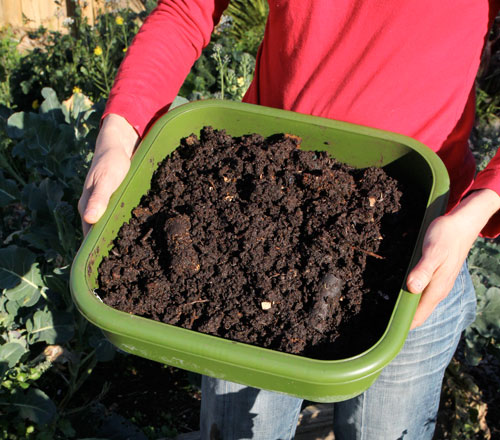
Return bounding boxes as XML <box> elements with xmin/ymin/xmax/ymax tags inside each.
<box><xmin>70</xmin><ymin>100</ymin><xmax>449</xmax><ymax>402</ymax></box>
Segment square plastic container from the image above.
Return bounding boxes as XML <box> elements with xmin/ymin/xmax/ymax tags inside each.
<box><xmin>70</xmin><ymin>100</ymin><xmax>449</xmax><ymax>402</ymax></box>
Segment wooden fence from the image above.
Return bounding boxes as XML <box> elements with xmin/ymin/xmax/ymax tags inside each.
<box><xmin>0</xmin><ymin>0</ymin><xmax>145</xmax><ymax>31</ymax></box>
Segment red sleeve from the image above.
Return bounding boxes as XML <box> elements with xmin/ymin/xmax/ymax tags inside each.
<box><xmin>103</xmin><ymin>0</ymin><xmax>230</xmax><ymax>136</ymax></box>
<box><xmin>470</xmin><ymin>1</ymin><xmax>500</xmax><ymax>238</ymax></box>
<box><xmin>470</xmin><ymin>149</ymin><xmax>500</xmax><ymax>238</ymax></box>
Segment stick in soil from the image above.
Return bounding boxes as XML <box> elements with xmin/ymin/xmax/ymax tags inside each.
<box><xmin>309</xmin><ymin>273</ymin><xmax>343</xmax><ymax>334</ymax></box>
<box><xmin>164</xmin><ymin>215</ymin><xmax>200</xmax><ymax>275</ymax></box>
<box><xmin>350</xmin><ymin>245</ymin><xmax>385</xmax><ymax>260</ymax></box>
<box><xmin>185</xmin><ymin>299</ymin><xmax>209</xmax><ymax>306</ymax></box>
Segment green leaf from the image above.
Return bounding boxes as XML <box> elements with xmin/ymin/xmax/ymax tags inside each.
<box><xmin>6</xmin><ymin>111</ymin><xmax>28</xmax><ymax>139</ymax></box>
<box><xmin>20</xmin><ymin>80</ymin><xmax>30</xmax><ymax>95</ymax></box>
<box><xmin>477</xmin><ymin>255</ymin><xmax>500</xmax><ymax>285</ymax></box>
<box><xmin>69</xmin><ymin>92</ymin><xmax>93</xmax><ymax>120</ymax></box>
<box><xmin>26</xmin><ymin>309</ymin><xmax>74</xmax><ymax>344</ymax></box>
<box><xmin>53</xmin><ymin>202</ymin><xmax>76</xmax><ymax>256</ymax></box>
<box><xmin>21</xmin><ymin>179</ymin><xmax>64</xmax><ymax>214</ymax></box>
<box><xmin>0</xmin><ymin>246</ymin><xmax>43</xmax><ymax>308</ymax></box>
<box><xmin>11</xmin><ymin>115</ymin><xmax>56</xmax><ymax>156</ymax></box>
<box><xmin>4</xmin><ymin>299</ymin><xmax>20</xmax><ymax>325</ymax></box>
<box><xmin>464</xmin><ymin>329</ymin><xmax>486</xmax><ymax>366</ymax></box>
<box><xmin>40</xmin><ymin>88</ymin><xmax>61</xmax><ymax>116</ymax></box>
<box><xmin>8</xmin><ymin>110</ymin><xmax>77</xmax><ymax>179</ymax></box>
<box><xmin>0</xmin><ymin>170</ymin><xmax>20</xmax><ymax>207</ymax></box>
<box><xmin>0</xmin><ymin>342</ymin><xmax>27</xmax><ymax>368</ymax></box>
<box><xmin>0</xmin><ymin>294</ymin><xmax>16</xmax><ymax>328</ymax></box>
<box><xmin>44</xmin><ymin>271</ymin><xmax>69</xmax><ymax>298</ymax></box>
<box><xmin>12</xmin><ymin>388</ymin><xmax>57</xmax><ymax>425</ymax></box>
<box><xmin>472</xmin><ymin>281</ymin><xmax>487</xmax><ymax>298</ymax></box>
<box><xmin>20</xmin><ymin>180</ymin><xmax>75</xmax><ymax>257</ymax></box>
<box><xmin>472</xmin><ymin>286</ymin><xmax>500</xmax><ymax>339</ymax></box>
<box><xmin>21</xmin><ymin>228</ymin><xmax>59</xmax><ymax>254</ymax></box>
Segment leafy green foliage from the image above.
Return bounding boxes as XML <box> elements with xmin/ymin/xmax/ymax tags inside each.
<box><xmin>0</xmin><ymin>171</ymin><xmax>20</xmax><ymax>207</ymax></box>
<box><xmin>0</xmin><ymin>246</ymin><xmax>44</xmax><ymax>309</ymax></box>
<box><xmin>437</xmin><ymin>358</ymin><xmax>491</xmax><ymax>439</ymax></box>
<box><xmin>7</xmin><ymin>5</ymin><xmax>144</xmax><ymax>111</ymax></box>
<box><xmin>180</xmin><ymin>32</ymin><xmax>256</xmax><ymax>101</ymax></box>
<box><xmin>465</xmin><ymin>238</ymin><xmax>500</xmax><ymax>366</ymax></box>
<box><xmin>0</xmin><ymin>28</ymin><xmax>21</xmax><ymax>108</ymax></box>
<box><xmin>225</xmin><ymin>0</ymin><xmax>268</xmax><ymax>55</ymax></box>
<box><xmin>180</xmin><ymin>1</ymin><xmax>267</xmax><ymax>102</ymax></box>
<box><xmin>0</xmin><ymin>87</ymin><xmax>114</xmax><ymax>437</ymax></box>
<box><xmin>0</xmin><ymin>343</ymin><xmax>27</xmax><ymax>371</ymax></box>
<box><xmin>11</xmin><ymin>388</ymin><xmax>57</xmax><ymax>426</ymax></box>
<box><xmin>26</xmin><ymin>309</ymin><xmax>75</xmax><ymax>345</ymax></box>
<box><xmin>0</xmin><ymin>83</ymin><xmax>191</xmax><ymax>437</ymax></box>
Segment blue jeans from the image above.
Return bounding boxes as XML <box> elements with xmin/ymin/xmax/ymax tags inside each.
<box><xmin>200</xmin><ymin>263</ymin><xmax>476</xmax><ymax>440</ymax></box>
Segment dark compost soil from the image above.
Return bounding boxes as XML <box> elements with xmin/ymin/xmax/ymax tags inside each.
<box><xmin>97</xmin><ymin>127</ymin><xmax>425</xmax><ymax>359</ymax></box>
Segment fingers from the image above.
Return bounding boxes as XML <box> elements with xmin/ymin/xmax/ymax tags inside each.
<box><xmin>405</xmin><ymin>217</ymin><xmax>456</xmax><ymax>329</ymax></box>
<box><xmin>404</xmin><ymin>190</ymin><xmax>498</xmax><ymax>329</ymax></box>
<box><xmin>78</xmin><ymin>114</ymin><xmax>139</xmax><ymax>237</ymax></box>
<box><xmin>406</xmin><ymin>216</ymin><xmax>471</xmax><ymax>329</ymax></box>
<box><xmin>407</xmin><ymin>244</ymin><xmax>445</xmax><ymax>329</ymax></box>
<box><xmin>406</xmin><ymin>257</ymin><xmax>435</xmax><ymax>294</ymax></box>
<box><xmin>83</xmin><ymin>184</ymin><xmax>112</xmax><ymax>225</ymax></box>
<box><xmin>409</xmin><ymin>264</ymin><xmax>457</xmax><ymax>329</ymax></box>
<box><xmin>78</xmin><ymin>184</ymin><xmax>112</xmax><ymax>237</ymax></box>
<box><xmin>406</xmin><ymin>222</ymin><xmax>447</xmax><ymax>290</ymax></box>
<box><xmin>78</xmin><ymin>149</ymin><xmax>131</xmax><ymax>237</ymax></box>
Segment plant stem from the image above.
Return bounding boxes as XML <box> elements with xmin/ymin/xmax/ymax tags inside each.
<box><xmin>0</xmin><ymin>152</ymin><xmax>26</xmax><ymax>186</ymax></box>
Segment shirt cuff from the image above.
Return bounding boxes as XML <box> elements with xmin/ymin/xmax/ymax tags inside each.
<box><xmin>470</xmin><ymin>168</ymin><xmax>500</xmax><ymax>238</ymax></box>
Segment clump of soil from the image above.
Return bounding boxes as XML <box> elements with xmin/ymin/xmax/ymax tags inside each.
<box><xmin>98</xmin><ymin>127</ymin><xmax>423</xmax><ymax>358</ymax></box>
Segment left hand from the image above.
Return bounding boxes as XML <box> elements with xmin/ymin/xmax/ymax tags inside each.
<box><xmin>406</xmin><ymin>188</ymin><xmax>500</xmax><ymax>329</ymax></box>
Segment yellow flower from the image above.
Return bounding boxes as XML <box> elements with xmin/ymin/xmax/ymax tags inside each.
<box><xmin>32</xmin><ymin>100</ymin><xmax>39</xmax><ymax>110</ymax></box>
<box><xmin>236</xmin><ymin>77</ymin><xmax>245</xmax><ymax>87</ymax></box>
<box><xmin>94</xmin><ymin>46</ymin><xmax>103</xmax><ymax>56</ymax></box>
<box><xmin>115</xmin><ymin>16</ymin><xmax>124</xmax><ymax>26</ymax></box>
<box><xmin>73</xmin><ymin>86</ymin><xmax>82</xmax><ymax>94</ymax></box>
<box><xmin>123</xmin><ymin>47</ymin><xmax>127</xmax><ymax>52</ymax></box>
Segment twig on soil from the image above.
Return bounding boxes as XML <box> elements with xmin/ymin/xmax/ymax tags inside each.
<box><xmin>185</xmin><ymin>299</ymin><xmax>209</xmax><ymax>306</ymax></box>
<box><xmin>350</xmin><ymin>245</ymin><xmax>384</xmax><ymax>259</ymax></box>
<box><xmin>140</xmin><ymin>228</ymin><xmax>153</xmax><ymax>242</ymax></box>
<box><xmin>188</xmin><ymin>314</ymin><xmax>199</xmax><ymax>327</ymax></box>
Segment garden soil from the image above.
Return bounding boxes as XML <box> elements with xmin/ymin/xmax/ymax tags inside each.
<box><xmin>97</xmin><ymin>127</ymin><xmax>425</xmax><ymax>359</ymax></box>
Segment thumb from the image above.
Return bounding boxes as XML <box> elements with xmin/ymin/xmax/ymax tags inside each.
<box><xmin>83</xmin><ymin>186</ymin><xmax>112</xmax><ymax>225</ymax></box>
<box><xmin>406</xmin><ymin>251</ymin><xmax>439</xmax><ymax>294</ymax></box>
<box><xmin>83</xmin><ymin>165</ymin><xmax>128</xmax><ymax>225</ymax></box>
<box><xmin>81</xmin><ymin>149</ymin><xmax>132</xmax><ymax>226</ymax></box>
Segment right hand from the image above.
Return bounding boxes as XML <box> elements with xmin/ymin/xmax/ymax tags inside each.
<box><xmin>78</xmin><ymin>114</ymin><xmax>139</xmax><ymax>236</ymax></box>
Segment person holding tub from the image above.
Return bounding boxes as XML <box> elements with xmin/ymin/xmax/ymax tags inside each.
<box><xmin>79</xmin><ymin>1</ymin><xmax>500</xmax><ymax>438</ymax></box>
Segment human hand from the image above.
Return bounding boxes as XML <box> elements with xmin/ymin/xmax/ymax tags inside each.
<box><xmin>406</xmin><ymin>188</ymin><xmax>500</xmax><ymax>329</ymax></box>
<box><xmin>78</xmin><ymin>114</ymin><xmax>139</xmax><ymax>236</ymax></box>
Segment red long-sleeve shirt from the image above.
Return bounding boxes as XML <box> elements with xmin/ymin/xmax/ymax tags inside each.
<box><xmin>104</xmin><ymin>0</ymin><xmax>500</xmax><ymax>237</ymax></box>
